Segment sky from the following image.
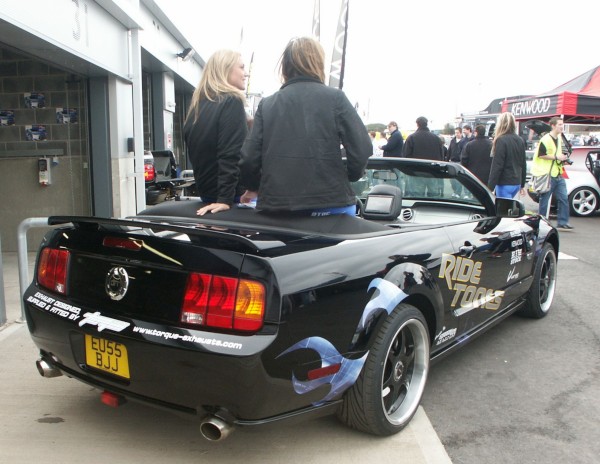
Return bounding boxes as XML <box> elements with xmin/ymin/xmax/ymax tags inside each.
<box><xmin>156</xmin><ymin>0</ymin><xmax>600</xmax><ymax>130</ymax></box>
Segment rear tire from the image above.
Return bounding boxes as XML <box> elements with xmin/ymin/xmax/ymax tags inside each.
<box><xmin>520</xmin><ymin>243</ymin><xmax>557</xmax><ymax>318</ymax></box>
<box><xmin>337</xmin><ymin>304</ymin><xmax>429</xmax><ymax>436</ymax></box>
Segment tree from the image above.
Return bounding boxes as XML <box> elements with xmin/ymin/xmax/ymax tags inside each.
<box><xmin>442</xmin><ymin>123</ymin><xmax>455</xmax><ymax>135</ymax></box>
<box><xmin>366</xmin><ymin>123</ymin><xmax>386</xmax><ymax>133</ymax></box>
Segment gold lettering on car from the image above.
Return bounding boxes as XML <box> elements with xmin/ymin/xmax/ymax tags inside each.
<box><xmin>439</xmin><ymin>254</ymin><xmax>504</xmax><ymax>315</ymax></box>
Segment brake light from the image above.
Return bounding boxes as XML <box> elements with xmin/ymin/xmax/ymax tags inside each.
<box><xmin>181</xmin><ymin>273</ymin><xmax>265</xmax><ymax>332</ymax></box>
<box><xmin>103</xmin><ymin>237</ymin><xmax>143</xmax><ymax>251</ymax></box>
<box><xmin>144</xmin><ymin>163</ymin><xmax>155</xmax><ymax>182</ymax></box>
<box><xmin>37</xmin><ymin>248</ymin><xmax>70</xmax><ymax>295</ymax></box>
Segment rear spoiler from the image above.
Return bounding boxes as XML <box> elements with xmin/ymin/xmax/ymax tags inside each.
<box><xmin>48</xmin><ymin>213</ymin><xmax>400</xmax><ymax>252</ymax></box>
<box><xmin>48</xmin><ymin>216</ymin><xmax>270</xmax><ymax>253</ymax></box>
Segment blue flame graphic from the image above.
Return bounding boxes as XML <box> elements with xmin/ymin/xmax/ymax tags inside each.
<box><xmin>279</xmin><ymin>277</ymin><xmax>406</xmax><ymax>404</ymax></box>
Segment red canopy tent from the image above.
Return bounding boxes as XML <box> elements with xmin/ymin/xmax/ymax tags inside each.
<box><xmin>502</xmin><ymin>65</ymin><xmax>600</xmax><ymax>123</ymax></box>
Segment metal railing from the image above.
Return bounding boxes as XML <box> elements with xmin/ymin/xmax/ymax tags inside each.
<box><xmin>17</xmin><ymin>218</ymin><xmax>54</xmax><ymax>321</ymax></box>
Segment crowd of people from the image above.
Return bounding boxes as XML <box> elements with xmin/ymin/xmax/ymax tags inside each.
<box><xmin>182</xmin><ymin>35</ymin><xmax>572</xmax><ymax>230</ymax></box>
<box><xmin>569</xmin><ymin>133</ymin><xmax>598</xmax><ymax>146</ymax></box>
<box><xmin>367</xmin><ymin>114</ymin><xmax>572</xmax><ymax>230</ymax></box>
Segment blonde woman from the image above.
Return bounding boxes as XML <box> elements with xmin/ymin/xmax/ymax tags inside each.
<box><xmin>239</xmin><ymin>37</ymin><xmax>371</xmax><ymax>216</ymax></box>
<box><xmin>183</xmin><ymin>49</ymin><xmax>248</xmax><ymax>215</ymax></box>
<box><xmin>488</xmin><ymin>112</ymin><xmax>527</xmax><ymax>199</ymax></box>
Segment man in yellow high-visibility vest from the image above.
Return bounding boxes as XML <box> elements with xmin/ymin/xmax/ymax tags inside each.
<box><xmin>531</xmin><ymin>117</ymin><xmax>573</xmax><ymax>230</ymax></box>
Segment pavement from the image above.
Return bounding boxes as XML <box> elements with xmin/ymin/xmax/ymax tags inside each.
<box><xmin>0</xmin><ymin>251</ymin><xmax>452</xmax><ymax>464</ymax></box>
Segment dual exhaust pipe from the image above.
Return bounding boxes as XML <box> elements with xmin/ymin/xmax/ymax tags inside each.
<box><xmin>200</xmin><ymin>415</ymin><xmax>234</xmax><ymax>441</ymax></box>
<box><xmin>35</xmin><ymin>358</ymin><xmax>234</xmax><ymax>441</ymax></box>
<box><xmin>36</xmin><ymin>358</ymin><xmax>63</xmax><ymax>378</ymax></box>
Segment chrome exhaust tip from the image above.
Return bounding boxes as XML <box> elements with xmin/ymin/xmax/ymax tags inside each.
<box><xmin>36</xmin><ymin>358</ymin><xmax>63</xmax><ymax>378</ymax></box>
<box><xmin>200</xmin><ymin>416</ymin><xmax>233</xmax><ymax>441</ymax></box>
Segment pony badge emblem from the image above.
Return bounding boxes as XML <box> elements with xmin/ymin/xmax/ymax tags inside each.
<box><xmin>105</xmin><ymin>267</ymin><xmax>129</xmax><ymax>301</ymax></box>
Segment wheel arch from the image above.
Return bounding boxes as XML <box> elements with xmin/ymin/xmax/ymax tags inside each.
<box><xmin>400</xmin><ymin>293</ymin><xmax>436</xmax><ymax>349</ymax></box>
<box><xmin>363</xmin><ymin>262</ymin><xmax>443</xmax><ymax>350</ymax></box>
<box><xmin>539</xmin><ymin>228</ymin><xmax>559</xmax><ymax>259</ymax></box>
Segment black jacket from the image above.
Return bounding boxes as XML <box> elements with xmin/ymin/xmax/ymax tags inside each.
<box><xmin>461</xmin><ymin>135</ymin><xmax>493</xmax><ymax>183</ymax></box>
<box><xmin>402</xmin><ymin>127</ymin><xmax>444</xmax><ymax>160</ymax></box>
<box><xmin>381</xmin><ymin>129</ymin><xmax>404</xmax><ymax>156</ymax></box>
<box><xmin>447</xmin><ymin>136</ymin><xmax>467</xmax><ymax>162</ymax></box>
<box><xmin>183</xmin><ymin>95</ymin><xmax>247</xmax><ymax>204</ymax></box>
<box><xmin>487</xmin><ymin>133</ymin><xmax>527</xmax><ymax>190</ymax></box>
<box><xmin>240</xmin><ymin>76</ymin><xmax>371</xmax><ymax>211</ymax></box>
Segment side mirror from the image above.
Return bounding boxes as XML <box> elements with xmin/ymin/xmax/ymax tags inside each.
<box><xmin>495</xmin><ymin>198</ymin><xmax>525</xmax><ymax>218</ymax></box>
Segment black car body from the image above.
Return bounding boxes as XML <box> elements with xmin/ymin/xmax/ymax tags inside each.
<box><xmin>23</xmin><ymin>157</ymin><xmax>559</xmax><ymax>440</ymax></box>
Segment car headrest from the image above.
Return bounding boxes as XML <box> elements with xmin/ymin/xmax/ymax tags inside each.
<box><xmin>363</xmin><ymin>184</ymin><xmax>402</xmax><ymax>221</ymax></box>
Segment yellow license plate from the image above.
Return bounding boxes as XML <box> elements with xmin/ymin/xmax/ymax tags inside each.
<box><xmin>85</xmin><ymin>334</ymin><xmax>130</xmax><ymax>379</ymax></box>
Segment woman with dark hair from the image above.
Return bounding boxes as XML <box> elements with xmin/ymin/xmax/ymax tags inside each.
<box><xmin>488</xmin><ymin>112</ymin><xmax>527</xmax><ymax>199</ymax></box>
<box><xmin>239</xmin><ymin>37</ymin><xmax>371</xmax><ymax>216</ymax></box>
<box><xmin>184</xmin><ymin>49</ymin><xmax>248</xmax><ymax>216</ymax></box>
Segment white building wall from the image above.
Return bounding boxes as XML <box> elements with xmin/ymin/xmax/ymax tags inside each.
<box><xmin>0</xmin><ymin>0</ymin><xmax>131</xmax><ymax>79</ymax></box>
<box><xmin>138</xmin><ymin>2</ymin><xmax>203</xmax><ymax>88</ymax></box>
<box><xmin>108</xmin><ymin>76</ymin><xmax>137</xmax><ymax>218</ymax></box>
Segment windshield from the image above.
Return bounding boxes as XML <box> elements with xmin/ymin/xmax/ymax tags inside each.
<box><xmin>351</xmin><ymin>166</ymin><xmax>484</xmax><ymax>207</ymax></box>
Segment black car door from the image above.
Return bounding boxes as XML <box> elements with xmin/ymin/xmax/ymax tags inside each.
<box><xmin>436</xmin><ymin>216</ymin><xmax>529</xmax><ymax>339</ymax></box>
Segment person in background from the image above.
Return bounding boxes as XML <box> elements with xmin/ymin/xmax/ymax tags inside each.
<box><xmin>402</xmin><ymin>116</ymin><xmax>444</xmax><ymax>160</ymax></box>
<box><xmin>402</xmin><ymin>116</ymin><xmax>444</xmax><ymax>197</ymax></box>
<box><xmin>487</xmin><ymin>112</ymin><xmax>527</xmax><ymax>199</ymax></box>
<box><xmin>380</xmin><ymin>121</ymin><xmax>404</xmax><ymax>156</ymax></box>
<box><xmin>439</xmin><ymin>134</ymin><xmax>448</xmax><ymax>162</ymax></box>
<box><xmin>183</xmin><ymin>49</ymin><xmax>248</xmax><ymax>216</ymax></box>
<box><xmin>370</xmin><ymin>131</ymin><xmax>383</xmax><ymax>157</ymax></box>
<box><xmin>239</xmin><ymin>37</ymin><xmax>371</xmax><ymax>216</ymax></box>
<box><xmin>447</xmin><ymin>127</ymin><xmax>466</xmax><ymax>162</ymax></box>
<box><xmin>531</xmin><ymin>116</ymin><xmax>573</xmax><ymax>230</ymax></box>
<box><xmin>461</xmin><ymin>124</ymin><xmax>493</xmax><ymax>184</ymax></box>
<box><xmin>447</xmin><ymin>127</ymin><xmax>467</xmax><ymax>197</ymax></box>
<box><xmin>463</xmin><ymin>125</ymin><xmax>474</xmax><ymax>143</ymax></box>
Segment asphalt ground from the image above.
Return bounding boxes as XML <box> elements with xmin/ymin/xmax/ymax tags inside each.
<box><xmin>0</xmin><ymin>251</ymin><xmax>452</xmax><ymax>464</ymax></box>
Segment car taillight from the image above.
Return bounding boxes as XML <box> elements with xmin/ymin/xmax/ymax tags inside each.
<box><xmin>144</xmin><ymin>163</ymin><xmax>155</xmax><ymax>182</ymax></box>
<box><xmin>37</xmin><ymin>248</ymin><xmax>70</xmax><ymax>295</ymax></box>
<box><xmin>102</xmin><ymin>236</ymin><xmax>143</xmax><ymax>251</ymax></box>
<box><xmin>181</xmin><ymin>273</ymin><xmax>265</xmax><ymax>332</ymax></box>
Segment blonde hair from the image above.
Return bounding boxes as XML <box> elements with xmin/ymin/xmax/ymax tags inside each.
<box><xmin>187</xmin><ymin>49</ymin><xmax>245</xmax><ymax>122</ymax></box>
<box><xmin>278</xmin><ymin>37</ymin><xmax>325</xmax><ymax>83</ymax></box>
<box><xmin>492</xmin><ymin>112</ymin><xmax>517</xmax><ymax>154</ymax></box>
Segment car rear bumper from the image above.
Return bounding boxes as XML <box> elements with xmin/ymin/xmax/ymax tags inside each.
<box><xmin>23</xmin><ymin>288</ymin><xmax>325</xmax><ymax>423</ymax></box>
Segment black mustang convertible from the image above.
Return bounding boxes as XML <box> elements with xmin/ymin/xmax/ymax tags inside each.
<box><xmin>23</xmin><ymin>157</ymin><xmax>558</xmax><ymax>441</ymax></box>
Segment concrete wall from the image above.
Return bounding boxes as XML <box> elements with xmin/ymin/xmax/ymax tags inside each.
<box><xmin>0</xmin><ymin>156</ymin><xmax>90</xmax><ymax>252</ymax></box>
<box><xmin>0</xmin><ymin>48</ymin><xmax>90</xmax><ymax>251</ymax></box>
